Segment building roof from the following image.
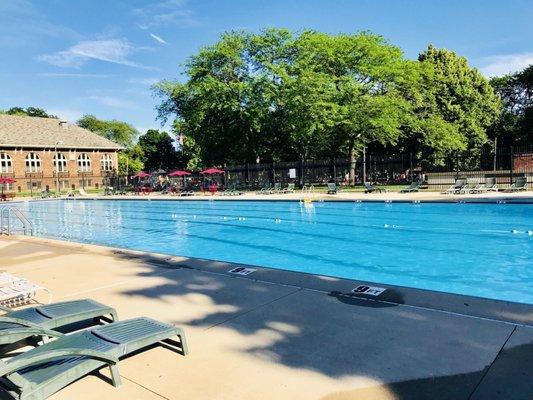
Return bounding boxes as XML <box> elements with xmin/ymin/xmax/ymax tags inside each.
<box><xmin>0</xmin><ymin>115</ymin><xmax>123</xmax><ymax>150</ymax></box>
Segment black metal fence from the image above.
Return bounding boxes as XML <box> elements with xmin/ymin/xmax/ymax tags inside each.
<box><xmin>224</xmin><ymin>146</ymin><xmax>533</xmax><ymax>190</ymax></box>
<box><xmin>101</xmin><ymin>146</ymin><xmax>532</xmax><ymax>192</ymax></box>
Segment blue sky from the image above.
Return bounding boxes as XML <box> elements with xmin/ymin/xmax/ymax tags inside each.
<box><xmin>1</xmin><ymin>0</ymin><xmax>532</xmax><ymax>134</ymax></box>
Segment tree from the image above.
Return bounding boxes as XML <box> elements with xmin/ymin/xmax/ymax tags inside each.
<box><xmin>155</xmin><ymin>29</ymin><xmax>417</xmax><ymax>174</ymax></box>
<box><xmin>155</xmin><ymin>30</ymin><xmax>504</xmax><ymax>172</ymax></box>
<box><xmin>489</xmin><ymin>64</ymin><xmax>533</xmax><ymax>147</ymax></box>
<box><xmin>118</xmin><ymin>145</ymin><xmax>144</xmax><ymax>175</ymax></box>
<box><xmin>137</xmin><ymin>129</ymin><xmax>179</xmax><ymax>172</ymax></box>
<box><xmin>1</xmin><ymin>106</ymin><xmax>57</xmax><ymax>118</ymax></box>
<box><xmin>282</xmin><ymin>31</ymin><xmax>418</xmax><ymax>182</ymax></box>
<box><xmin>413</xmin><ymin>45</ymin><xmax>501</xmax><ymax>165</ymax></box>
<box><xmin>77</xmin><ymin>115</ymin><xmax>139</xmax><ymax>147</ymax></box>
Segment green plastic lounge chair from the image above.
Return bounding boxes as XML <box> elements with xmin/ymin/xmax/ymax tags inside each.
<box><xmin>327</xmin><ymin>183</ymin><xmax>338</xmax><ymax>194</ymax></box>
<box><xmin>506</xmin><ymin>177</ymin><xmax>528</xmax><ymax>192</ymax></box>
<box><xmin>483</xmin><ymin>177</ymin><xmax>498</xmax><ymax>192</ymax></box>
<box><xmin>469</xmin><ymin>177</ymin><xmax>497</xmax><ymax>193</ymax></box>
<box><xmin>364</xmin><ymin>182</ymin><xmax>385</xmax><ymax>193</ymax></box>
<box><xmin>257</xmin><ymin>182</ymin><xmax>271</xmax><ymax>194</ymax></box>
<box><xmin>400</xmin><ymin>180</ymin><xmax>422</xmax><ymax>193</ymax></box>
<box><xmin>0</xmin><ymin>317</ymin><xmax>188</xmax><ymax>400</ymax></box>
<box><xmin>444</xmin><ymin>179</ymin><xmax>466</xmax><ymax>194</ymax></box>
<box><xmin>272</xmin><ymin>182</ymin><xmax>282</xmax><ymax>193</ymax></box>
<box><xmin>0</xmin><ymin>299</ymin><xmax>117</xmax><ymax>348</ymax></box>
<box><xmin>283</xmin><ymin>183</ymin><xmax>295</xmax><ymax>193</ymax></box>
<box><xmin>460</xmin><ymin>178</ymin><xmax>480</xmax><ymax>194</ymax></box>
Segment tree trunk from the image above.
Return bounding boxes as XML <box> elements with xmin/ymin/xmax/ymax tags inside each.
<box><xmin>349</xmin><ymin>139</ymin><xmax>356</xmax><ymax>185</ymax></box>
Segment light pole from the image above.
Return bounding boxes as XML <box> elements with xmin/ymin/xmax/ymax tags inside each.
<box><xmin>54</xmin><ymin>141</ymin><xmax>63</xmax><ymax>195</ymax></box>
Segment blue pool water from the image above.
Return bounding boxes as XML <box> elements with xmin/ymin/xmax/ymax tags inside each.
<box><xmin>19</xmin><ymin>200</ymin><xmax>533</xmax><ymax>304</ymax></box>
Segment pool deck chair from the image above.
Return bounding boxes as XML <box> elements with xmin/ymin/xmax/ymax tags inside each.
<box><xmin>506</xmin><ymin>176</ymin><xmax>528</xmax><ymax>192</ymax></box>
<box><xmin>0</xmin><ymin>317</ymin><xmax>188</xmax><ymax>400</ymax></box>
<box><xmin>283</xmin><ymin>183</ymin><xmax>295</xmax><ymax>193</ymax></box>
<box><xmin>459</xmin><ymin>178</ymin><xmax>480</xmax><ymax>194</ymax></box>
<box><xmin>0</xmin><ymin>299</ymin><xmax>118</xmax><ymax>348</ymax></box>
<box><xmin>327</xmin><ymin>183</ymin><xmax>338</xmax><ymax>194</ymax></box>
<box><xmin>78</xmin><ymin>188</ymin><xmax>88</xmax><ymax>196</ymax></box>
<box><xmin>400</xmin><ymin>180</ymin><xmax>422</xmax><ymax>193</ymax></box>
<box><xmin>444</xmin><ymin>179</ymin><xmax>466</xmax><ymax>194</ymax></box>
<box><xmin>257</xmin><ymin>182</ymin><xmax>272</xmax><ymax>195</ymax></box>
<box><xmin>470</xmin><ymin>177</ymin><xmax>498</xmax><ymax>193</ymax></box>
<box><xmin>0</xmin><ymin>280</ymin><xmax>51</xmax><ymax>309</ymax></box>
<box><xmin>364</xmin><ymin>182</ymin><xmax>385</xmax><ymax>194</ymax></box>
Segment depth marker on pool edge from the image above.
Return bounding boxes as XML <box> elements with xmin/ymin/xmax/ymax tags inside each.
<box><xmin>228</xmin><ymin>267</ymin><xmax>257</xmax><ymax>276</ymax></box>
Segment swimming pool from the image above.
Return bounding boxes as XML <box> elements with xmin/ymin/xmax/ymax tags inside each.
<box><xmin>19</xmin><ymin>199</ymin><xmax>533</xmax><ymax>304</ymax></box>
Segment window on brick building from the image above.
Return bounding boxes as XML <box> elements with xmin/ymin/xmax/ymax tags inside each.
<box><xmin>25</xmin><ymin>152</ymin><xmax>42</xmax><ymax>172</ymax></box>
<box><xmin>101</xmin><ymin>154</ymin><xmax>113</xmax><ymax>171</ymax></box>
<box><xmin>53</xmin><ymin>153</ymin><xmax>68</xmax><ymax>172</ymax></box>
<box><xmin>77</xmin><ymin>153</ymin><xmax>91</xmax><ymax>172</ymax></box>
<box><xmin>0</xmin><ymin>153</ymin><xmax>12</xmax><ymax>173</ymax></box>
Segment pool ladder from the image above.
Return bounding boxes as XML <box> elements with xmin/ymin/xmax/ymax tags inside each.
<box><xmin>0</xmin><ymin>206</ymin><xmax>34</xmax><ymax>236</ymax></box>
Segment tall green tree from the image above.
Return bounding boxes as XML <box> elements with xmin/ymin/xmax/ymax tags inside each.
<box><xmin>137</xmin><ymin>129</ymin><xmax>179</xmax><ymax>172</ymax></box>
<box><xmin>118</xmin><ymin>145</ymin><xmax>144</xmax><ymax>175</ymax></box>
<box><xmin>413</xmin><ymin>45</ymin><xmax>501</xmax><ymax>165</ymax></box>
<box><xmin>489</xmin><ymin>64</ymin><xmax>533</xmax><ymax>147</ymax></box>
<box><xmin>156</xmin><ymin>30</ymin><xmax>504</xmax><ymax>172</ymax></box>
<box><xmin>77</xmin><ymin>115</ymin><xmax>139</xmax><ymax>147</ymax></box>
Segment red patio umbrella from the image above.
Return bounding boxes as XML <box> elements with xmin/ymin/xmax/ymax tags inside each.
<box><xmin>132</xmin><ymin>171</ymin><xmax>151</xmax><ymax>179</ymax></box>
<box><xmin>168</xmin><ymin>170</ymin><xmax>191</xmax><ymax>177</ymax></box>
<box><xmin>200</xmin><ymin>168</ymin><xmax>225</xmax><ymax>174</ymax></box>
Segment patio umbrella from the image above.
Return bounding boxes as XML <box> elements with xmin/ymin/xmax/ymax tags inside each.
<box><xmin>200</xmin><ymin>168</ymin><xmax>225</xmax><ymax>192</ymax></box>
<box><xmin>168</xmin><ymin>170</ymin><xmax>191</xmax><ymax>190</ymax></box>
<box><xmin>200</xmin><ymin>168</ymin><xmax>225</xmax><ymax>174</ymax></box>
<box><xmin>168</xmin><ymin>170</ymin><xmax>191</xmax><ymax>177</ymax></box>
<box><xmin>132</xmin><ymin>171</ymin><xmax>151</xmax><ymax>179</ymax></box>
<box><xmin>0</xmin><ymin>177</ymin><xmax>16</xmax><ymax>195</ymax></box>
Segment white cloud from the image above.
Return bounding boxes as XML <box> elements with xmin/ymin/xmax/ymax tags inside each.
<box><xmin>478</xmin><ymin>53</ymin><xmax>533</xmax><ymax>77</ymax></box>
<box><xmin>133</xmin><ymin>0</ymin><xmax>198</xmax><ymax>29</ymax></box>
<box><xmin>39</xmin><ymin>39</ymin><xmax>153</xmax><ymax>69</ymax></box>
<box><xmin>149</xmin><ymin>33</ymin><xmax>169</xmax><ymax>45</ymax></box>
<box><xmin>88</xmin><ymin>95</ymin><xmax>134</xmax><ymax>109</ymax></box>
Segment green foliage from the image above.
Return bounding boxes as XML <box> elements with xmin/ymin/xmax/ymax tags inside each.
<box><xmin>489</xmin><ymin>64</ymin><xmax>533</xmax><ymax>146</ymax></box>
<box><xmin>1</xmin><ymin>107</ymin><xmax>57</xmax><ymax>118</ymax></box>
<box><xmin>77</xmin><ymin>115</ymin><xmax>139</xmax><ymax>147</ymax></box>
<box><xmin>160</xmin><ymin>30</ymin><xmax>509</xmax><ymax>168</ymax></box>
<box><xmin>414</xmin><ymin>46</ymin><xmax>501</xmax><ymax>166</ymax></box>
<box><xmin>137</xmin><ymin>129</ymin><xmax>179</xmax><ymax>172</ymax></box>
<box><xmin>156</xmin><ymin>29</ymin><xmax>424</xmax><ymax>166</ymax></box>
<box><xmin>118</xmin><ymin>145</ymin><xmax>144</xmax><ymax>175</ymax></box>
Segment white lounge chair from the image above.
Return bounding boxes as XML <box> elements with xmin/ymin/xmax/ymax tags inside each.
<box><xmin>0</xmin><ymin>273</ymin><xmax>51</xmax><ymax>308</ymax></box>
<box><xmin>78</xmin><ymin>188</ymin><xmax>88</xmax><ymax>196</ymax></box>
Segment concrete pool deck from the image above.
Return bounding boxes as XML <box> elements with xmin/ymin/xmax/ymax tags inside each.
<box><xmin>6</xmin><ymin>189</ymin><xmax>533</xmax><ymax>204</ymax></box>
<box><xmin>1</xmin><ymin>236</ymin><xmax>531</xmax><ymax>400</ymax></box>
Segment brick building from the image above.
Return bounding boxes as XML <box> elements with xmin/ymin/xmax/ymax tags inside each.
<box><xmin>0</xmin><ymin>115</ymin><xmax>122</xmax><ymax>193</ymax></box>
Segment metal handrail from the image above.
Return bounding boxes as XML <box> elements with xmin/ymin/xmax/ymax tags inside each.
<box><xmin>0</xmin><ymin>207</ymin><xmax>33</xmax><ymax>236</ymax></box>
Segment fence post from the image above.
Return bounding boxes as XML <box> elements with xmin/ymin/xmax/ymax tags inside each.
<box><xmin>272</xmin><ymin>162</ymin><xmax>276</xmax><ymax>183</ymax></box>
<box><xmin>299</xmin><ymin>158</ymin><xmax>304</xmax><ymax>187</ymax></box>
<box><xmin>245</xmin><ymin>163</ymin><xmax>250</xmax><ymax>186</ymax></box>
<box><xmin>409</xmin><ymin>152</ymin><xmax>413</xmax><ymax>182</ymax></box>
<box><xmin>332</xmin><ymin>158</ymin><xmax>336</xmax><ymax>183</ymax></box>
<box><xmin>362</xmin><ymin>147</ymin><xmax>366</xmax><ymax>184</ymax></box>
<box><xmin>510</xmin><ymin>146</ymin><xmax>514</xmax><ymax>185</ymax></box>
